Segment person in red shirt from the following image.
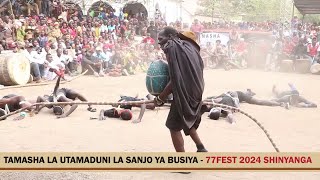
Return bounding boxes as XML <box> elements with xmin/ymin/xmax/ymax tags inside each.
<box><xmin>190</xmin><ymin>19</ymin><xmax>203</xmax><ymax>40</ymax></box>
<box><xmin>307</xmin><ymin>37</ymin><xmax>320</xmax><ymax>64</ymax></box>
<box><xmin>142</xmin><ymin>33</ymin><xmax>155</xmax><ymax>44</ymax></box>
<box><xmin>282</xmin><ymin>37</ymin><xmax>295</xmax><ymax>57</ymax></box>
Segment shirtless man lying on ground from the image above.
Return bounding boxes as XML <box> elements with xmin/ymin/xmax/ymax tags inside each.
<box><xmin>99</xmin><ymin>94</ymin><xmax>155</xmax><ymax>123</ymax></box>
<box><xmin>0</xmin><ymin>95</ymin><xmax>34</xmax><ymax>120</ymax></box>
<box><xmin>35</xmin><ymin>76</ymin><xmax>95</xmax><ymax>118</ymax></box>
<box><xmin>272</xmin><ymin>83</ymin><xmax>317</xmax><ymax>108</ymax></box>
<box><xmin>202</xmin><ymin>89</ymin><xmax>289</xmax><ymax>124</ymax></box>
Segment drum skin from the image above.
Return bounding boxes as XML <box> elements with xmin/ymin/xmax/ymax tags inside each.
<box><xmin>280</xmin><ymin>60</ymin><xmax>294</xmax><ymax>72</ymax></box>
<box><xmin>295</xmin><ymin>59</ymin><xmax>311</xmax><ymax>74</ymax></box>
<box><xmin>146</xmin><ymin>60</ymin><xmax>170</xmax><ymax>96</ymax></box>
<box><xmin>0</xmin><ymin>52</ymin><xmax>31</xmax><ymax>86</ymax></box>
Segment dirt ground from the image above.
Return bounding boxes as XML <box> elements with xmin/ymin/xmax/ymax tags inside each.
<box><xmin>0</xmin><ymin>69</ymin><xmax>320</xmax><ymax>179</ymax></box>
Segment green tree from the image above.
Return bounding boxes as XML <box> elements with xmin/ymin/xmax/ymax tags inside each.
<box><xmin>197</xmin><ymin>0</ymin><xmax>280</xmax><ymax>21</ymax></box>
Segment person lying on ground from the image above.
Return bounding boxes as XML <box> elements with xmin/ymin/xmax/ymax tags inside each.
<box><xmin>204</xmin><ymin>89</ymin><xmax>289</xmax><ymax>108</ymax></box>
<box><xmin>35</xmin><ymin>76</ymin><xmax>96</xmax><ymax>118</ymax></box>
<box><xmin>272</xmin><ymin>83</ymin><xmax>317</xmax><ymax>108</ymax></box>
<box><xmin>98</xmin><ymin>108</ymin><xmax>133</xmax><ymax>121</ymax></box>
<box><xmin>0</xmin><ymin>94</ymin><xmax>34</xmax><ymax>120</ymax></box>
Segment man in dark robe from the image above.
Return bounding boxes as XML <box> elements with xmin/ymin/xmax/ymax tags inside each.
<box><xmin>155</xmin><ymin>27</ymin><xmax>207</xmax><ymax>152</ymax></box>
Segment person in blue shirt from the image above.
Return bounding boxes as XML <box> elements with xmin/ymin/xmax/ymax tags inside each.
<box><xmin>92</xmin><ymin>46</ymin><xmax>112</xmax><ymax>72</ymax></box>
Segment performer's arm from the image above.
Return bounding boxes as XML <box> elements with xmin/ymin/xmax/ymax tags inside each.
<box><xmin>57</xmin><ymin>104</ymin><xmax>78</xmax><ymax>118</ymax></box>
<box><xmin>158</xmin><ymin>81</ymin><xmax>172</xmax><ymax>101</ymax></box>
<box><xmin>35</xmin><ymin>96</ymin><xmax>47</xmax><ymax>113</ymax></box>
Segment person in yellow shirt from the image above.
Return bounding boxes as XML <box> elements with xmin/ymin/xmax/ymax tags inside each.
<box><xmin>49</xmin><ymin>22</ymin><xmax>62</xmax><ymax>43</ymax></box>
<box><xmin>15</xmin><ymin>23</ymin><xmax>26</xmax><ymax>43</ymax></box>
<box><xmin>94</xmin><ymin>22</ymin><xmax>100</xmax><ymax>37</ymax></box>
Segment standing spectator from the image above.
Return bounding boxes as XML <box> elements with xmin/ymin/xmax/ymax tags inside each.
<box><xmin>307</xmin><ymin>37</ymin><xmax>320</xmax><ymax>64</ymax></box>
<box><xmin>190</xmin><ymin>19</ymin><xmax>203</xmax><ymax>41</ymax></box>
<box><xmin>147</xmin><ymin>21</ymin><xmax>157</xmax><ymax>45</ymax></box>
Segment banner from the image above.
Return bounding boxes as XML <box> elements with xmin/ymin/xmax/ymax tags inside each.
<box><xmin>200</xmin><ymin>32</ymin><xmax>230</xmax><ymax>46</ymax></box>
<box><xmin>1</xmin><ymin>152</ymin><xmax>320</xmax><ymax>171</ymax></box>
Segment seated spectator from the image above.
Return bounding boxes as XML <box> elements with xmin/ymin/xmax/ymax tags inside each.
<box><xmin>24</xmin><ymin>43</ymin><xmax>45</xmax><ymax>83</ymax></box>
<box><xmin>82</xmin><ymin>49</ymin><xmax>104</xmax><ymax>77</ymax></box>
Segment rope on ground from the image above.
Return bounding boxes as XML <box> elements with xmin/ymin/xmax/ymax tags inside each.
<box><xmin>203</xmin><ymin>102</ymin><xmax>280</xmax><ymax>152</ymax></box>
<box><xmin>0</xmin><ymin>100</ymin><xmax>280</xmax><ymax>152</ymax></box>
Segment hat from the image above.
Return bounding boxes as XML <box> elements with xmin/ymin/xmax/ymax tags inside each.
<box><xmin>178</xmin><ymin>31</ymin><xmax>200</xmax><ymax>51</ymax></box>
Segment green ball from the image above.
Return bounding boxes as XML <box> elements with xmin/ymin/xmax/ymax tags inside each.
<box><xmin>146</xmin><ymin>60</ymin><xmax>170</xmax><ymax>96</ymax></box>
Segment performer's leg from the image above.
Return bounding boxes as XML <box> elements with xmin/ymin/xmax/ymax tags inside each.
<box><xmin>247</xmin><ymin>97</ymin><xmax>281</xmax><ymax>106</ymax></box>
<box><xmin>65</xmin><ymin>90</ymin><xmax>95</xmax><ymax>111</ymax></box>
<box><xmin>35</xmin><ymin>96</ymin><xmax>49</xmax><ymax>113</ymax></box>
<box><xmin>169</xmin><ymin>130</ymin><xmax>185</xmax><ymax>152</ymax></box>
<box><xmin>189</xmin><ymin>127</ymin><xmax>207</xmax><ymax>152</ymax></box>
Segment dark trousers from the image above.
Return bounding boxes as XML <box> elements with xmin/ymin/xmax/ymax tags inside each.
<box><xmin>42</xmin><ymin>1</ymin><xmax>50</xmax><ymax>16</ymax></box>
<box><xmin>30</xmin><ymin>62</ymin><xmax>45</xmax><ymax>78</ymax></box>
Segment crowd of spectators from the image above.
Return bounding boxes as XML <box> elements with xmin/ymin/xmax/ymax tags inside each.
<box><xmin>0</xmin><ymin>1</ymin><xmax>168</xmax><ymax>83</ymax></box>
<box><xmin>1</xmin><ymin>1</ymin><xmax>320</xmax><ymax>85</ymax></box>
<box><xmin>191</xmin><ymin>16</ymin><xmax>320</xmax><ymax>73</ymax></box>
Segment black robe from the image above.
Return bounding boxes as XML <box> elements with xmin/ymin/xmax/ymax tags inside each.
<box><xmin>162</xmin><ymin>37</ymin><xmax>205</xmax><ymax>133</ymax></box>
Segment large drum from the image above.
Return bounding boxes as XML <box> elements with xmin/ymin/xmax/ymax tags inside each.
<box><xmin>146</xmin><ymin>60</ymin><xmax>170</xmax><ymax>96</ymax></box>
<box><xmin>295</xmin><ymin>59</ymin><xmax>311</xmax><ymax>74</ymax></box>
<box><xmin>0</xmin><ymin>52</ymin><xmax>31</xmax><ymax>86</ymax></box>
<box><xmin>280</xmin><ymin>60</ymin><xmax>294</xmax><ymax>72</ymax></box>
<box><xmin>310</xmin><ymin>63</ymin><xmax>320</xmax><ymax>74</ymax></box>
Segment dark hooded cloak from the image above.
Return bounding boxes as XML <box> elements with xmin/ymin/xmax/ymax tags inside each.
<box><xmin>162</xmin><ymin>37</ymin><xmax>204</xmax><ymax>134</ymax></box>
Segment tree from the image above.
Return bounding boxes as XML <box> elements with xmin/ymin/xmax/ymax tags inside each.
<box><xmin>197</xmin><ymin>0</ymin><xmax>281</xmax><ymax>22</ymax></box>
<box><xmin>197</xmin><ymin>0</ymin><xmax>217</xmax><ymax>16</ymax></box>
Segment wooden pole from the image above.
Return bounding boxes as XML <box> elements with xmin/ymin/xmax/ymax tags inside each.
<box><xmin>8</xmin><ymin>0</ymin><xmax>15</xmax><ymax>18</ymax></box>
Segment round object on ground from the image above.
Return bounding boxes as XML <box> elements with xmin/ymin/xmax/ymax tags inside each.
<box><xmin>280</xmin><ymin>60</ymin><xmax>294</xmax><ymax>72</ymax></box>
<box><xmin>146</xmin><ymin>60</ymin><xmax>170</xmax><ymax>96</ymax></box>
<box><xmin>295</xmin><ymin>59</ymin><xmax>311</xmax><ymax>74</ymax></box>
<box><xmin>310</xmin><ymin>63</ymin><xmax>320</xmax><ymax>74</ymax></box>
<box><xmin>0</xmin><ymin>52</ymin><xmax>31</xmax><ymax>86</ymax></box>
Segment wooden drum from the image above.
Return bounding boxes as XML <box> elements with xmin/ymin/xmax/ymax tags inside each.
<box><xmin>295</xmin><ymin>59</ymin><xmax>311</xmax><ymax>74</ymax></box>
<box><xmin>310</xmin><ymin>63</ymin><xmax>320</xmax><ymax>74</ymax></box>
<box><xmin>280</xmin><ymin>60</ymin><xmax>294</xmax><ymax>72</ymax></box>
<box><xmin>0</xmin><ymin>52</ymin><xmax>31</xmax><ymax>86</ymax></box>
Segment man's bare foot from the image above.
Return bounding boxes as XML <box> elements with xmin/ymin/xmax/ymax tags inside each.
<box><xmin>99</xmin><ymin>110</ymin><xmax>106</xmax><ymax>120</ymax></box>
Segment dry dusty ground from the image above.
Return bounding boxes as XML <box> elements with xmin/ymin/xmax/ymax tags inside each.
<box><xmin>0</xmin><ymin>69</ymin><xmax>320</xmax><ymax>179</ymax></box>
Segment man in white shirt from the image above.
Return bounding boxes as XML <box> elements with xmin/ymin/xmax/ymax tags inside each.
<box><xmin>100</xmin><ymin>21</ymin><xmax>108</xmax><ymax>33</ymax></box>
<box><xmin>53</xmin><ymin>48</ymin><xmax>67</xmax><ymax>63</ymax></box>
<box><xmin>24</xmin><ymin>43</ymin><xmax>45</xmax><ymax>83</ymax></box>
<box><xmin>44</xmin><ymin>53</ymin><xmax>65</xmax><ymax>81</ymax></box>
